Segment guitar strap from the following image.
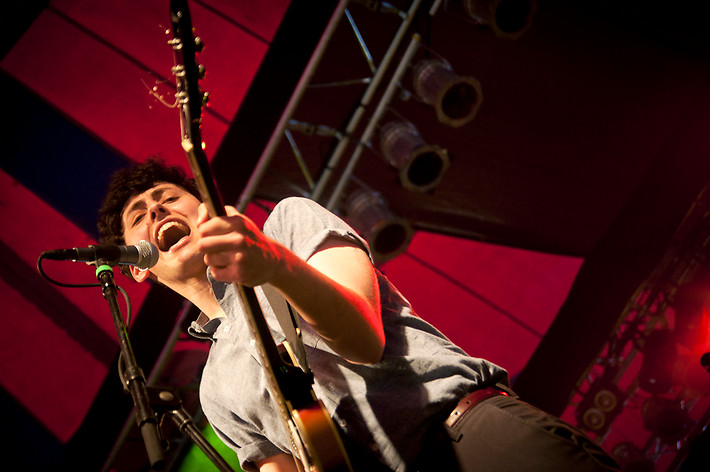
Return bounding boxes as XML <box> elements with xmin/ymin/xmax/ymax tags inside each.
<box><xmin>261</xmin><ymin>283</ymin><xmax>311</xmax><ymax>374</ymax></box>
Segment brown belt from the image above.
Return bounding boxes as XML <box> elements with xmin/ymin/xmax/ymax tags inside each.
<box><xmin>445</xmin><ymin>386</ymin><xmax>509</xmax><ymax>429</ymax></box>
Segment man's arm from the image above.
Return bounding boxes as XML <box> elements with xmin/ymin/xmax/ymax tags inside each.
<box><xmin>275</xmin><ymin>236</ymin><xmax>384</xmax><ymax>365</ymax></box>
<box><xmin>254</xmin><ymin>453</ymin><xmax>299</xmax><ymax>472</ymax></box>
<box><xmin>197</xmin><ymin>204</ymin><xmax>385</xmax><ymax>365</ymax></box>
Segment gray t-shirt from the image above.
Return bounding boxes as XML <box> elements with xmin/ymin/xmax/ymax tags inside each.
<box><xmin>192</xmin><ymin>197</ymin><xmax>508</xmax><ymax>471</ymax></box>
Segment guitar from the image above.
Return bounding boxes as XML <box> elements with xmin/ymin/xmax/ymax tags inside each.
<box><xmin>168</xmin><ymin>1</ymin><xmax>353</xmax><ymax>471</ymax></box>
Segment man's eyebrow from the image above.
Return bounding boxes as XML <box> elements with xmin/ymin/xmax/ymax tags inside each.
<box><xmin>124</xmin><ymin>188</ymin><xmax>167</xmax><ymax>219</ymax></box>
<box><xmin>150</xmin><ymin>188</ymin><xmax>166</xmax><ymax>201</ymax></box>
<box><xmin>124</xmin><ymin>200</ymin><xmax>146</xmax><ymax>220</ymax></box>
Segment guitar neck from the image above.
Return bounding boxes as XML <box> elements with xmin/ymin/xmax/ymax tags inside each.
<box><xmin>182</xmin><ymin>140</ymin><xmax>315</xmax><ymax>405</ymax></box>
<box><xmin>180</xmin><ymin>138</ymin><xmax>226</xmax><ymax>217</ymax></box>
<box><xmin>168</xmin><ymin>3</ymin><xmax>355</xmax><ymax>470</ymax></box>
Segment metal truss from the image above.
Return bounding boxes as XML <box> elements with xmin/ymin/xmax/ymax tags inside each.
<box><xmin>566</xmin><ymin>181</ymin><xmax>710</xmax><ymax>469</ymax></box>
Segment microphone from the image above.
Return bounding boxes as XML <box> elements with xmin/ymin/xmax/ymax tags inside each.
<box><xmin>41</xmin><ymin>240</ymin><xmax>159</xmax><ymax>270</ymax></box>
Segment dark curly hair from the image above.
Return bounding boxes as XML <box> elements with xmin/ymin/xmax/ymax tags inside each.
<box><xmin>97</xmin><ymin>157</ymin><xmax>200</xmax><ymax>278</ymax></box>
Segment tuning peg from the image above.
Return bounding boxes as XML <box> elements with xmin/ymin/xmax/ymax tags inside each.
<box><xmin>167</xmin><ymin>37</ymin><xmax>181</xmax><ymax>50</ymax></box>
<box><xmin>194</xmin><ymin>36</ymin><xmax>204</xmax><ymax>52</ymax></box>
<box><xmin>171</xmin><ymin>64</ymin><xmax>185</xmax><ymax>78</ymax></box>
<box><xmin>198</xmin><ymin>64</ymin><xmax>206</xmax><ymax>79</ymax></box>
<box><xmin>202</xmin><ymin>92</ymin><xmax>210</xmax><ymax>106</ymax></box>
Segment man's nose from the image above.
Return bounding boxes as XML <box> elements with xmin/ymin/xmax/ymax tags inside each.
<box><xmin>148</xmin><ymin>203</ymin><xmax>168</xmax><ymax>221</ymax></box>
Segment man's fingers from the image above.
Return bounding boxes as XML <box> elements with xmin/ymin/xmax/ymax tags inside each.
<box><xmin>224</xmin><ymin>205</ymin><xmax>240</xmax><ymax>216</ymax></box>
<box><xmin>197</xmin><ymin>203</ymin><xmax>210</xmax><ymax>225</ymax></box>
<box><xmin>198</xmin><ymin>215</ymin><xmax>247</xmax><ymax>238</ymax></box>
<box><xmin>204</xmin><ymin>252</ymin><xmax>232</xmax><ymax>268</ymax></box>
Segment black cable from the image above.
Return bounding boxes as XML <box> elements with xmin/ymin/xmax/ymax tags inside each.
<box><xmin>36</xmin><ymin>254</ymin><xmax>134</xmax><ymax>326</ymax></box>
<box><xmin>37</xmin><ymin>254</ymin><xmax>100</xmax><ymax>288</ymax></box>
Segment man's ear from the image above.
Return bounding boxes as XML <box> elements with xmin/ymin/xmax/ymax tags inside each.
<box><xmin>130</xmin><ymin>265</ymin><xmax>151</xmax><ymax>283</ymax></box>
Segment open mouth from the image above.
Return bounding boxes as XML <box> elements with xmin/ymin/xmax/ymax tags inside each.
<box><xmin>157</xmin><ymin>221</ymin><xmax>191</xmax><ymax>252</ymax></box>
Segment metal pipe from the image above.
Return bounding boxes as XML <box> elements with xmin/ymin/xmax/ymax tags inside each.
<box><xmin>237</xmin><ymin>0</ymin><xmax>349</xmax><ymax>212</ymax></box>
<box><xmin>310</xmin><ymin>0</ymin><xmax>425</xmax><ymax>203</ymax></box>
<box><xmin>326</xmin><ymin>34</ymin><xmax>422</xmax><ymax>210</ymax></box>
<box><xmin>284</xmin><ymin>129</ymin><xmax>316</xmax><ymax>190</ymax></box>
<box><xmin>345</xmin><ymin>8</ymin><xmax>376</xmax><ymax>73</ymax></box>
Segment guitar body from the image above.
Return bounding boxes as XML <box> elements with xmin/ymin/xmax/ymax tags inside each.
<box><xmin>292</xmin><ymin>401</ymin><xmax>352</xmax><ymax>472</ymax></box>
<box><xmin>168</xmin><ymin>1</ymin><xmax>352</xmax><ymax>471</ymax></box>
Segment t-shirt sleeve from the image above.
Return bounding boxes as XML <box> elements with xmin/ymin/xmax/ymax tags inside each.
<box><xmin>200</xmin><ymin>366</ymin><xmax>294</xmax><ymax>471</ymax></box>
<box><xmin>262</xmin><ymin>197</ymin><xmax>372</xmax><ymax>262</ymax></box>
<box><xmin>211</xmin><ymin>422</ymin><xmax>284</xmax><ymax>472</ymax></box>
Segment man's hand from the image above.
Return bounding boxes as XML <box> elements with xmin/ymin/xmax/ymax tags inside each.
<box><xmin>196</xmin><ymin>203</ymin><xmax>284</xmax><ymax>286</ymax></box>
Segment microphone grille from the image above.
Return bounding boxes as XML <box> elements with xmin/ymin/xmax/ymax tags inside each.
<box><xmin>136</xmin><ymin>240</ymin><xmax>159</xmax><ymax>270</ymax></box>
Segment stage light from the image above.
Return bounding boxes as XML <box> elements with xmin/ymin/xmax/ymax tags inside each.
<box><xmin>345</xmin><ymin>189</ymin><xmax>413</xmax><ymax>263</ymax></box>
<box><xmin>575</xmin><ymin>384</ymin><xmax>624</xmax><ymax>433</ymax></box>
<box><xmin>668</xmin><ymin>271</ymin><xmax>710</xmax><ymax>393</ymax></box>
<box><xmin>379</xmin><ymin>121</ymin><xmax>450</xmax><ymax>192</ymax></box>
<box><xmin>593</xmin><ymin>388</ymin><xmax>619</xmax><ymax>413</ymax></box>
<box><xmin>639</xmin><ymin>329</ymin><xmax>678</xmax><ymax>395</ymax></box>
<box><xmin>462</xmin><ymin>0</ymin><xmax>538</xmax><ymax>40</ymax></box>
<box><xmin>412</xmin><ymin>58</ymin><xmax>483</xmax><ymax>128</ymax></box>
<box><xmin>580</xmin><ymin>407</ymin><xmax>607</xmax><ymax>432</ymax></box>
<box><xmin>610</xmin><ymin>442</ymin><xmax>654</xmax><ymax>472</ymax></box>
<box><xmin>672</xmin><ymin>276</ymin><xmax>710</xmax><ymax>352</ymax></box>
<box><xmin>641</xmin><ymin>396</ymin><xmax>691</xmax><ymax>442</ymax></box>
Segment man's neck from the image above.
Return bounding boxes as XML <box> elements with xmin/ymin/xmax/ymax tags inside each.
<box><xmin>162</xmin><ymin>272</ymin><xmax>225</xmax><ymax>320</ymax></box>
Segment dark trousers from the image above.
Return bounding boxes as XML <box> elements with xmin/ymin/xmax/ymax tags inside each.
<box><xmin>417</xmin><ymin>392</ymin><xmax>620</xmax><ymax>472</ymax></box>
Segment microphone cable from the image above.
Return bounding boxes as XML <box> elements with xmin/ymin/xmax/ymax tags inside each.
<box><xmin>36</xmin><ymin>253</ymin><xmax>134</xmax><ymax>326</ymax></box>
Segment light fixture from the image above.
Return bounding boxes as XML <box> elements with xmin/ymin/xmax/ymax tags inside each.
<box><xmin>379</xmin><ymin>121</ymin><xmax>450</xmax><ymax>192</ymax></box>
<box><xmin>641</xmin><ymin>397</ymin><xmax>691</xmax><ymax>442</ymax></box>
<box><xmin>672</xmin><ymin>274</ymin><xmax>710</xmax><ymax>351</ymax></box>
<box><xmin>639</xmin><ymin>329</ymin><xmax>677</xmax><ymax>395</ymax></box>
<box><xmin>593</xmin><ymin>388</ymin><xmax>619</xmax><ymax>413</ymax></box>
<box><xmin>412</xmin><ymin>58</ymin><xmax>482</xmax><ymax>128</ymax></box>
<box><xmin>580</xmin><ymin>407</ymin><xmax>606</xmax><ymax>432</ymax></box>
<box><xmin>462</xmin><ymin>0</ymin><xmax>538</xmax><ymax>40</ymax></box>
<box><xmin>345</xmin><ymin>189</ymin><xmax>413</xmax><ymax>263</ymax></box>
<box><xmin>610</xmin><ymin>442</ymin><xmax>653</xmax><ymax>472</ymax></box>
<box><xmin>575</xmin><ymin>383</ymin><xmax>624</xmax><ymax>434</ymax></box>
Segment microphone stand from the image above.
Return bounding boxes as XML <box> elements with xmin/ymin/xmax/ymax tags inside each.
<box><xmin>146</xmin><ymin>386</ymin><xmax>235</xmax><ymax>471</ymax></box>
<box><xmin>96</xmin><ymin>262</ymin><xmax>165</xmax><ymax>469</ymax></box>
<box><xmin>95</xmin><ymin>262</ymin><xmax>234</xmax><ymax>471</ymax></box>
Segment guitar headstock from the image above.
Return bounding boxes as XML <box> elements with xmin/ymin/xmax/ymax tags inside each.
<box><xmin>168</xmin><ymin>0</ymin><xmax>225</xmax><ymax>217</ymax></box>
<box><xmin>169</xmin><ymin>0</ymin><xmax>208</xmax><ymax>146</ymax></box>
